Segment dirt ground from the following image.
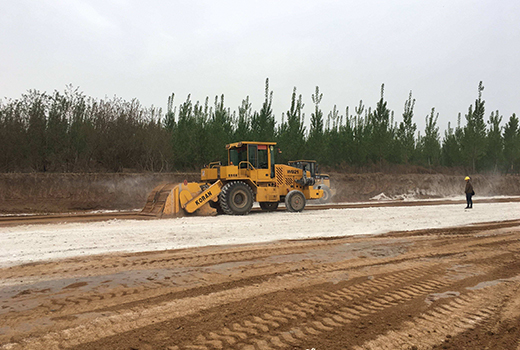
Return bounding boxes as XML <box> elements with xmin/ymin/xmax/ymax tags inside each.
<box><xmin>2</xmin><ymin>172</ymin><xmax>520</xmax><ymax>349</ymax></box>
<box><xmin>2</xmin><ymin>218</ymin><xmax>520</xmax><ymax>349</ymax></box>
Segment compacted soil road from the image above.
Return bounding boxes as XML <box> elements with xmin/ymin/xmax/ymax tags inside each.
<box><xmin>1</xmin><ymin>218</ymin><xmax>520</xmax><ymax>350</ymax></box>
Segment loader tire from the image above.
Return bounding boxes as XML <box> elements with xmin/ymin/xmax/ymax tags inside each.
<box><xmin>220</xmin><ymin>181</ymin><xmax>254</xmax><ymax>215</ymax></box>
<box><xmin>285</xmin><ymin>190</ymin><xmax>306</xmax><ymax>212</ymax></box>
<box><xmin>259</xmin><ymin>201</ymin><xmax>279</xmax><ymax>212</ymax></box>
<box><xmin>317</xmin><ymin>185</ymin><xmax>332</xmax><ymax>204</ymax></box>
<box><xmin>209</xmin><ymin>200</ymin><xmax>225</xmax><ymax>215</ymax></box>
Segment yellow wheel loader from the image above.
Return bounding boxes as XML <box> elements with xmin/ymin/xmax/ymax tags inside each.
<box><xmin>142</xmin><ymin>141</ymin><xmax>323</xmax><ymax>217</ymax></box>
<box><xmin>287</xmin><ymin>160</ymin><xmax>334</xmax><ymax>204</ymax></box>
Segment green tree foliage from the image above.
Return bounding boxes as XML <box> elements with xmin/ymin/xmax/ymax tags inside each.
<box><xmin>171</xmin><ymin>95</ymin><xmax>208</xmax><ymax>169</ymax></box>
<box><xmin>369</xmin><ymin>84</ymin><xmax>392</xmax><ymax>165</ymax></box>
<box><xmin>503</xmin><ymin>113</ymin><xmax>520</xmax><ymax>173</ymax></box>
<box><xmin>1</xmin><ymin>80</ymin><xmax>519</xmax><ymax>173</ymax></box>
<box><xmin>234</xmin><ymin>96</ymin><xmax>252</xmax><ymax>141</ymax></box>
<box><xmin>397</xmin><ymin>91</ymin><xmax>417</xmax><ymax>163</ymax></box>
<box><xmin>0</xmin><ymin>99</ymin><xmax>26</xmax><ymax>170</ymax></box>
<box><xmin>164</xmin><ymin>93</ymin><xmax>176</xmax><ymax>132</ymax></box>
<box><xmin>349</xmin><ymin>101</ymin><xmax>372</xmax><ymax>166</ymax></box>
<box><xmin>277</xmin><ymin>87</ymin><xmax>306</xmax><ymax>162</ymax></box>
<box><xmin>251</xmin><ymin>78</ymin><xmax>276</xmax><ymax>141</ymax></box>
<box><xmin>418</xmin><ymin>108</ymin><xmax>441</xmax><ymax>167</ymax></box>
<box><xmin>483</xmin><ymin>110</ymin><xmax>503</xmax><ymax>173</ymax></box>
<box><xmin>335</xmin><ymin>106</ymin><xmax>355</xmax><ymax>166</ymax></box>
<box><xmin>306</xmin><ymin>86</ymin><xmax>325</xmax><ymax>161</ymax></box>
<box><xmin>441</xmin><ymin>116</ymin><xmax>463</xmax><ymax>168</ymax></box>
<box><xmin>67</xmin><ymin>90</ymin><xmax>93</xmax><ymax>171</ymax></box>
<box><xmin>462</xmin><ymin>81</ymin><xmax>487</xmax><ymax>171</ymax></box>
<box><xmin>323</xmin><ymin>105</ymin><xmax>342</xmax><ymax>166</ymax></box>
<box><xmin>26</xmin><ymin>90</ymin><xmax>48</xmax><ymax>171</ymax></box>
<box><xmin>207</xmin><ymin>95</ymin><xmax>234</xmax><ymax>163</ymax></box>
<box><xmin>46</xmin><ymin>90</ymin><xmax>69</xmax><ymax>170</ymax></box>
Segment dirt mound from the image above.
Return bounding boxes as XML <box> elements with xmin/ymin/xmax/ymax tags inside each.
<box><xmin>0</xmin><ymin>173</ymin><xmax>198</xmax><ymax>214</ymax></box>
<box><xmin>331</xmin><ymin>173</ymin><xmax>520</xmax><ymax>202</ymax></box>
<box><xmin>1</xmin><ymin>172</ymin><xmax>520</xmax><ymax>214</ymax></box>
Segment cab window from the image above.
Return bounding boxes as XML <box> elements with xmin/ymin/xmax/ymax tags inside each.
<box><xmin>248</xmin><ymin>144</ymin><xmax>257</xmax><ymax>168</ymax></box>
<box><xmin>229</xmin><ymin>146</ymin><xmax>247</xmax><ymax>166</ymax></box>
<box><xmin>258</xmin><ymin>145</ymin><xmax>268</xmax><ymax>169</ymax></box>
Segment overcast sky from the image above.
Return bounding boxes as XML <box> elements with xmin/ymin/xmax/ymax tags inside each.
<box><xmin>1</xmin><ymin>0</ymin><xmax>519</xmax><ymax>133</ymax></box>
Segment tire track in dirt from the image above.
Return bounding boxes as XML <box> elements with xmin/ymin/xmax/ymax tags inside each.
<box><xmin>173</xmin><ymin>271</ymin><xmax>450</xmax><ymax>350</ymax></box>
<box><xmin>353</xmin><ymin>281</ymin><xmax>519</xmax><ymax>350</ymax></box>
<box><xmin>2</xmin><ymin>233</ymin><xmax>517</xmax><ymax>344</ymax></box>
<box><xmin>2</xmin><ymin>224</ymin><xmax>520</xmax><ymax>349</ymax></box>
<box><xmin>0</xmin><ymin>263</ymin><xmax>442</xmax><ymax>350</ymax></box>
<box><xmin>0</xmin><ymin>239</ymin><xmax>346</xmax><ymax>281</ymax></box>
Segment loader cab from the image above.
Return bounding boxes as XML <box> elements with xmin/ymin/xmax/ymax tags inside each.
<box><xmin>228</xmin><ymin>144</ymin><xmax>248</xmax><ymax>168</ymax></box>
<box><xmin>227</xmin><ymin>141</ymin><xmax>276</xmax><ymax>179</ymax></box>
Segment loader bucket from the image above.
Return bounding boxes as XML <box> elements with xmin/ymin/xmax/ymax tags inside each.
<box><xmin>141</xmin><ymin>181</ymin><xmax>222</xmax><ymax>217</ymax></box>
<box><xmin>141</xmin><ymin>183</ymin><xmax>179</xmax><ymax>216</ymax></box>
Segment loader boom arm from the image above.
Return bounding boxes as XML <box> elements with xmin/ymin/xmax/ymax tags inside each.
<box><xmin>182</xmin><ymin>180</ymin><xmax>223</xmax><ymax>213</ymax></box>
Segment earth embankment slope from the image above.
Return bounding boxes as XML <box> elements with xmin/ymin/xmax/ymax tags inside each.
<box><xmin>332</xmin><ymin>173</ymin><xmax>520</xmax><ymax>201</ymax></box>
<box><xmin>0</xmin><ymin>173</ymin><xmax>199</xmax><ymax>214</ymax></box>
<box><xmin>1</xmin><ymin>172</ymin><xmax>520</xmax><ymax>213</ymax></box>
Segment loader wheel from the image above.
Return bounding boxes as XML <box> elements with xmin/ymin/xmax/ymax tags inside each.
<box><xmin>260</xmin><ymin>202</ymin><xmax>279</xmax><ymax>212</ymax></box>
<box><xmin>317</xmin><ymin>185</ymin><xmax>332</xmax><ymax>204</ymax></box>
<box><xmin>285</xmin><ymin>190</ymin><xmax>306</xmax><ymax>212</ymax></box>
<box><xmin>209</xmin><ymin>200</ymin><xmax>225</xmax><ymax>215</ymax></box>
<box><xmin>220</xmin><ymin>181</ymin><xmax>254</xmax><ymax>215</ymax></box>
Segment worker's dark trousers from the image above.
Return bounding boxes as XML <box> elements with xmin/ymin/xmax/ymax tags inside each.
<box><xmin>466</xmin><ymin>193</ymin><xmax>473</xmax><ymax>208</ymax></box>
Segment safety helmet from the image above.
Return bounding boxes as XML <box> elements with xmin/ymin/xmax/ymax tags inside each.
<box><xmin>465</xmin><ymin>176</ymin><xmax>470</xmax><ymax>181</ymax></box>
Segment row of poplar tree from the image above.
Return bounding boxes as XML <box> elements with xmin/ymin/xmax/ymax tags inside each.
<box><xmin>0</xmin><ymin>80</ymin><xmax>519</xmax><ymax>173</ymax></box>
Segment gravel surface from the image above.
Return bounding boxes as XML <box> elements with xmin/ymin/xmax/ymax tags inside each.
<box><xmin>1</xmin><ymin>201</ymin><xmax>520</xmax><ymax>268</ymax></box>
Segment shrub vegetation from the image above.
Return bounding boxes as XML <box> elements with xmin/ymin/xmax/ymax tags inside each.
<box><xmin>1</xmin><ymin>80</ymin><xmax>519</xmax><ymax>173</ymax></box>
